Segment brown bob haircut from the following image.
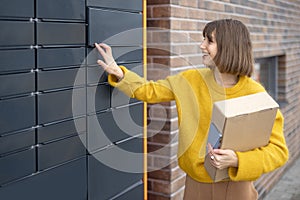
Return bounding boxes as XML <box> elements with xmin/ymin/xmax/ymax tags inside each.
<box><xmin>203</xmin><ymin>19</ymin><xmax>253</xmax><ymax>77</ymax></box>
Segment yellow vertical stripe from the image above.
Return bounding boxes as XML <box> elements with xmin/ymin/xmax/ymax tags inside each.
<box><xmin>143</xmin><ymin>0</ymin><xmax>147</xmax><ymax>199</ymax></box>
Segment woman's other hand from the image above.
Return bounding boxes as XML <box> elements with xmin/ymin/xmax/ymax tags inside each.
<box><xmin>207</xmin><ymin>143</ymin><xmax>238</xmax><ymax>170</ymax></box>
<box><xmin>95</xmin><ymin>43</ymin><xmax>124</xmax><ymax>80</ymax></box>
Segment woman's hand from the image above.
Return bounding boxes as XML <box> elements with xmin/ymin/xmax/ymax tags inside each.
<box><xmin>207</xmin><ymin>143</ymin><xmax>238</xmax><ymax>170</ymax></box>
<box><xmin>95</xmin><ymin>43</ymin><xmax>124</xmax><ymax>80</ymax></box>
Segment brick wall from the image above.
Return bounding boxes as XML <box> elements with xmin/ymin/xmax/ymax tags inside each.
<box><xmin>146</xmin><ymin>0</ymin><xmax>300</xmax><ymax>199</ymax></box>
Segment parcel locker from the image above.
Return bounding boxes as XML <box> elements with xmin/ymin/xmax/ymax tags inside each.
<box><xmin>87</xmin><ymin>103</ymin><xmax>143</xmax><ymax>151</ymax></box>
<box><xmin>88</xmin><ymin>8</ymin><xmax>142</xmax><ymax>46</ymax></box>
<box><xmin>37</xmin><ymin>135</ymin><xmax>86</xmax><ymax>170</ymax></box>
<box><xmin>0</xmin><ymin>72</ymin><xmax>35</xmax><ymax>98</ymax></box>
<box><xmin>38</xmin><ymin>67</ymin><xmax>85</xmax><ymax>91</ymax></box>
<box><xmin>37</xmin><ymin>0</ymin><xmax>85</xmax><ymax>21</ymax></box>
<box><xmin>38</xmin><ymin>88</ymin><xmax>86</xmax><ymax>124</ymax></box>
<box><xmin>0</xmin><ymin>21</ymin><xmax>34</xmax><ymax>47</ymax></box>
<box><xmin>88</xmin><ymin>137</ymin><xmax>143</xmax><ymax>200</ymax></box>
<box><xmin>0</xmin><ymin>95</ymin><xmax>35</xmax><ymax>134</ymax></box>
<box><xmin>0</xmin><ymin>148</ymin><xmax>35</xmax><ymax>185</ymax></box>
<box><xmin>87</xmin><ymin>84</ymin><xmax>110</xmax><ymax>114</ymax></box>
<box><xmin>87</xmin><ymin>0</ymin><xmax>142</xmax><ymax>12</ymax></box>
<box><xmin>87</xmin><ymin>47</ymin><xmax>143</xmax><ymax>65</ymax></box>
<box><xmin>0</xmin><ymin>158</ymin><xmax>87</xmax><ymax>200</ymax></box>
<box><xmin>0</xmin><ymin>49</ymin><xmax>35</xmax><ymax>73</ymax></box>
<box><xmin>87</xmin><ymin>62</ymin><xmax>143</xmax><ymax>85</ymax></box>
<box><xmin>37</xmin><ymin>47</ymin><xmax>85</xmax><ymax>69</ymax></box>
<box><xmin>37</xmin><ymin>22</ymin><xmax>85</xmax><ymax>46</ymax></box>
<box><xmin>0</xmin><ymin>128</ymin><xmax>35</xmax><ymax>155</ymax></box>
<box><xmin>0</xmin><ymin>0</ymin><xmax>34</xmax><ymax>18</ymax></box>
<box><xmin>37</xmin><ymin>117</ymin><xmax>86</xmax><ymax>143</ymax></box>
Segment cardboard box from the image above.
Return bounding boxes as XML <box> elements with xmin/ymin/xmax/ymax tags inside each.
<box><xmin>204</xmin><ymin>92</ymin><xmax>279</xmax><ymax>182</ymax></box>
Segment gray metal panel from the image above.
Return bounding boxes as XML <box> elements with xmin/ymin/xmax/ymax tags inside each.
<box><xmin>0</xmin><ymin>158</ymin><xmax>87</xmax><ymax>200</ymax></box>
<box><xmin>88</xmin><ymin>8</ymin><xmax>142</xmax><ymax>46</ymax></box>
<box><xmin>0</xmin><ymin>128</ymin><xmax>35</xmax><ymax>155</ymax></box>
<box><xmin>87</xmin><ymin>103</ymin><xmax>143</xmax><ymax>152</ymax></box>
<box><xmin>38</xmin><ymin>67</ymin><xmax>85</xmax><ymax>91</ymax></box>
<box><xmin>0</xmin><ymin>148</ymin><xmax>35</xmax><ymax>185</ymax></box>
<box><xmin>87</xmin><ymin>62</ymin><xmax>142</xmax><ymax>85</ymax></box>
<box><xmin>0</xmin><ymin>72</ymin><xmax>35</xmax><ymax>98</ymax></box>
<box><xmin>87</xmin><ymin>0</ymin><xmax>142</xmax><ymax>11</ymax></box>
<box><xmin>115</xmin><ymin>181</ymin><xmax>144</xmax><ymax>200</ymax></box>
<box><xmin>88</xmin><ymin>142</ymin><xmax>143</xmax><ymax>200</ymax></box>
<box><xmin>37</xmin><ymin>47</ymin><xmax>85</xmax><ymax>69</ymax></box>
<box><xmin>37</xmin><ymin>135</ymin><xmax>86</xmax><ymax>170</ymax></box>
<box><xmin>0</xmin><ymin>21</ymin><xmax>34</xmax><ymax>47</ymax></box>
<box><xmin>37</xmin><ymin>88</ymin><xmax>86</xmax><ymax>124</ymax></box>
<box><xmin>37</xmin><ymin>0</ymin><xmax>85</xmax><ymax>20</ymax></box>
<box><xmin>0</xmin><ymin>49</ymin><xmax>35</xmax><ymax>73</ymax></box>
<box><xmin>37</xmin><ymin>22</ymin><xmax>85</xmax><ymax>46</ymax></box>
<box><xmin>0</xmin><ymin>96</ymin><xmax>36</xmax><ymax>134</ymax></box>
<box><xmin>87</xmin><ymin>47</ymin><xmax>143</xmax><ymax>65</ymax></box>
<box><xmin>0</xmin><ymin>0</ymin><xmax>34</xmax><ymax>18</ymax></box>
<box><xmin>37</xmin><ymin>117</ymin><xmax>86</xmax><ymax>143</ymax></box>
<box><xmin>87</xmin><ymin>84</ymin><xmax>110</xmax><ymax>114</ymax></box>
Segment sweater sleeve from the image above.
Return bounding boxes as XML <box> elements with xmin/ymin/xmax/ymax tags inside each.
<box><xmin>108</xmin><ymin>65</ymin><xmax>176</xmax><ymax>103</ymax></box>
<box><xmin>228</xmin><ymin>110</ymin><xmax>289</xmax><ymax>181</ymax></box>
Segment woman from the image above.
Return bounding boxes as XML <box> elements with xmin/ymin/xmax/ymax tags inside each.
<box><xmin>95</xmin><ymin>19</ymin><xmax>288</xmax><ymax>200</ymax></box>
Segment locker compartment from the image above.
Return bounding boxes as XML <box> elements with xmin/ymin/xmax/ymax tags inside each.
<box><xmin>0</xmin><ymin>21</ymin><xmax>34</xmax><ymax>47</ymax></box>
<box><xmin>88</xmin><ymin>8</ymin><xmax>142</xmax><ymax>46</ymax></box>
<box><xmin>38</xmin><ymin>117</ymin><xmax>86</xmax><ymax>143</ymax></box>
<box><xmin>37</xmin><ymin>88</ymin><xmax>86</xmax><ymax>124</ymax></box>
<box><xmin>88</xmin><ymin>141</ymin><xmax>143</xmax><ymax>200</ymax></box>
<box><xmin>0</xmin><ymin>0</ymin><xmax>34</xmax><ymax>18</ymax></box>
<box><xmin>37</xmin><ymin>47</ymin><xmax>85</xmax><ymax>69</ymax></box>
<box><xmin>38</xmin><ymin>67</ymin><xmax>85</xmax><ymax>91</ymax></box>
<box><xmin>87</xmin><ymin>46</ymin><xmax>143</xmax><ymax>65</ymax></box>
<box><xmin>110</xmin><ymin>62</ymin><xmax>143</xmax><ymax>107</ymax></box>
<box><xmin>0</xmin><ymin>96</ymin><xmax>35</xmax><ymax>135</ymax></box>
<box><xmin>0</xmin><ymin>148</ymin><xmax>35</xmax><ymax>185</ymax></box>
<box><xmin>37</xmin><ymin>0</ymin><xmax>85</xmax><ymax>21</ymax></box>
<box><xmin>0</xmin><ymin>72</ymin><xmax>35</xmax><ymax>98</ymax></box>
<box><xmin>87</xmin><ymin>0</ymin><xmax>142</xmax><ymax>12</ymax></box>
<box><xmin>87</xmin><ymin>103</ymin><xmax>143</xmax><ymax>151</ymax></box>
<box><xmin>87</xmin><ymin>84</ymin><xmax>110</xmax><ymax>114</ymax></box>
<box><xmin>87</xmin><ymin>62</ymin><xmax>143</xmax><ymax>85</ymax></box>
<box><xmin>0</xmin><ymin>158</ymin><xmax>86</xmax><ymax>200</ymax></box>
<box><xmin>0</xmin><ymin>128</ymin><xmax>35</xmax><ymax>155</ymax></box>
<box><xmin>0</xmin><ymin>49</ymin><xmax>35</xmax><ymax>73</ymax></box>
<box><xmin>38</xmin><ymin>135</ymin><xmax>86</xmax><ymax>170</ymax></box>
<box><xmin>115</xmin><ymin>181</ymin><xmax>144</xmax><ymax>200</ymax></box>
<box><xmin>37</xmin><ymin>22</ymin><xmax>85</xmax><ymax>46</ymax></box>
<box><xmin>87</xmin><ymin>66</ymin><xmax>107</xmax><ymax>84</ymax></box>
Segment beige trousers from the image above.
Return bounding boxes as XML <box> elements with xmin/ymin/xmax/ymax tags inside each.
<box><xmin>183</xmin><ymin>175</ymin><xmax>258</xmax><ymax>200</ymax></box>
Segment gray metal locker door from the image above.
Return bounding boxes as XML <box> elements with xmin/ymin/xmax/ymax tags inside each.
<box><xmin>87</xmin><ymin>0</ymin><xmax>142</xmax><ymax>12</ymax></box>
<box><xmin>37</xmin><ymin>22</ymin><xmax>85</xmax><ymax>46</ymax></box>
<box><xmin>0</xmin><ymin>0</ymin><xmax>34</xmax><ymax>18</ymax></box>
<box><xmin>0</xmin><ymin>96</ymin><xmax>36</xmax><ymax>134</ymax></box>
<box><xmin>0</xmin><ymin>128</ymin><xmax>35</xmax><ymax>155</ymax></box>
<box><xmin>0</xmin><ymin>49</ymin><xmax>35</xmax><ymax>73</ymax></box>
<box><xmin>88</xmin><ymin>137</ymin><xmax>143</xmax><ymax>200</ymax></box>
<box><xmin>0</xmin><ymin>21</ymin><xmax>34</xmax><ymax>47</ymax></box>
<box><xmin>37</xmin><ymin>117</ymin><xmax>86</xmax><ymax>143</ymax></box>
<box><xmin>37</xmin><ymin>48</ymin><xmax>85</xmax><ymax>69</ymax></box>
<box><xmin>0</xmin><ymin>148</ymin><xmax>36</xmax><ymax>185</ymax></box>
<box><xmin>37</xmin><ymin>0</ymin><xmax>85</xmax><ymax>20</ymax></box>
<box><xmin>88</xmin><ymin>8</ymin><xmax>142</xmax><ymax>46</ymax></box>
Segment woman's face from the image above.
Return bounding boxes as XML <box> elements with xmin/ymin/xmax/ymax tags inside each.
<box><xmin>200</xmin><ymin>31</ymin><xmax>218</xmax><ymax>67</ymax></box>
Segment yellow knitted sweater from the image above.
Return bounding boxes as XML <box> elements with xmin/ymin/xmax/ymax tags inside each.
<box><xmin>108</xmin><ymin>66</ymin><xmax>289</xmax><ymax>183</ymax></box>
